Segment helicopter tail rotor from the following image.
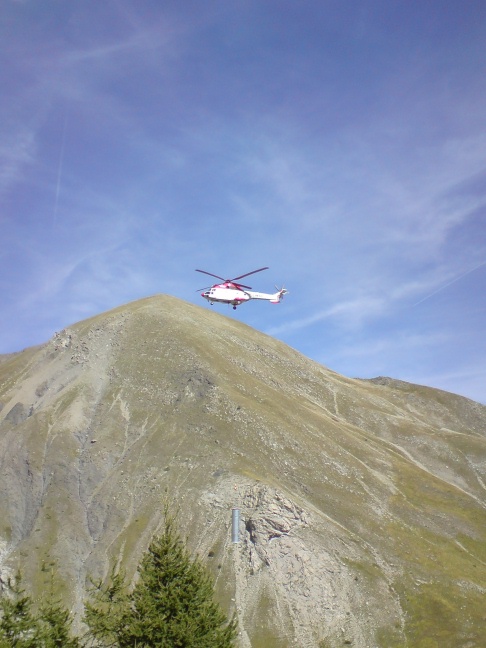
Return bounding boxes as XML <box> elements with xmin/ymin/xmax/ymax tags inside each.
<box><xmin>271</xmin><ymin>286</ymin><xmax>288</xmax><ymax>303</ymax></box>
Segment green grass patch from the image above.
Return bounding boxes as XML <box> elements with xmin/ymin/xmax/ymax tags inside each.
<box><xmin>400</xmin><ymin>582</ymin><xmax>484</xmax><ymax>648</ymax></box>
<box><xmin>248</xmin><ymin>587</ymin><xmax>290</xmax><ymax>648</ymax></box>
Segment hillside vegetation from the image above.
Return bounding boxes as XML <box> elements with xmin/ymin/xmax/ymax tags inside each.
<box><xmin>1</xmin><ymin>295</ymin><xmax>485</xmax><ymax>647</ymax></box>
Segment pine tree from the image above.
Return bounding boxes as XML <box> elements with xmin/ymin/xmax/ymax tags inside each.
<box><xmin>0</xmin><ymin>570</ymin><xmax>81</xmax><ymax>648</ymax></box>
<box><xmin>84</xmin><ymin>510</ymin><xmax>237</xmax><ymax>647</ymax></box>
<box><xmin>36</xmin><ymin>574</ymin><xmax>81</xmax><ymax>648</ymax></box>
<box><xmin>84</xmin><ymin>567</ymin><xmax>132</xmax><ymax>646</ymax></box>
<box><xmin>0</xmin><ymin>571</ymin><xmax>40</xmax><ymax>647</ymax></box>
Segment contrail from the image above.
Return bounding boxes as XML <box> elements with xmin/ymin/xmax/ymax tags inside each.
<box><xmin>52</xmin><ymin>114</ymin><xmax>68</xmax><ymax>231</ymax></box>
<box><xmin>413</xmin><ymin>260</ymin><xmax>486</xmax><ymax>307</ymax></box>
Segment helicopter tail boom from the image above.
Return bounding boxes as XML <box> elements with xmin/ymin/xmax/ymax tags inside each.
<box><xmin>247</xmin><ymin>287</ymin><xmax>287</xmax><ymax>303</ymax></box>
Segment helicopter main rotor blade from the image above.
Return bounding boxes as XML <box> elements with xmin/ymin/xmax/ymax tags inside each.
<box><xmin>197</xmin><ymin>282</ymin><xmax>252</xmax><ymax>291</ymax></box>
<box><xmin>195</xmin><ymin>269</ymin><xmax>226</xmax><ymax>282</ymax></box>
<box><xmin>231</xmin><ymin>267</ymin><xmax>269</xmax><ymax>282</ymax></box>
<box><xmin>196</xmin><ymin>267</ymin><xmax>268</xmax><ymax>291</ymax></box>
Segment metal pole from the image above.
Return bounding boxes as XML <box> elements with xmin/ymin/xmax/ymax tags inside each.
<box><xmin>231</xmin><ymin>507</ymin><xmax>240</xmax><ymax>543</ymax></box>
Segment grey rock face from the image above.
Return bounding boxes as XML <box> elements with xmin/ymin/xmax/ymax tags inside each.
<box><xmin>4</xmin><ymin>402</ymin><xmax>32</xmax><ymax>425</ymax></box>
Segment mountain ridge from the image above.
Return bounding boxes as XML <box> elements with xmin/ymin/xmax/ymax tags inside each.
<box><xmin>1</xmin><ymin>294</ymin><xmax>485</xmax><ymax>647</ymax></box>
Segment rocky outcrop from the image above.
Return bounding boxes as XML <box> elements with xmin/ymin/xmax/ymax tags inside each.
<box><xmin>5</xmin><ymin>402</ymin><xmax>33</xmax><ymax>425</ymax></box>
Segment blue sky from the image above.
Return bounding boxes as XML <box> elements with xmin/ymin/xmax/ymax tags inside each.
<box><xmin>1</xmin><ymin>1</ymin><xmax>486</xmax><ymax>404</ymax></box>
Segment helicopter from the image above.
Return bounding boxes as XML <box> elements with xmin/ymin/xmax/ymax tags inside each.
<box><xmin>196</xmin><ymin>267</ymin><xmax>287</xmax><ymax>309</ymax></box>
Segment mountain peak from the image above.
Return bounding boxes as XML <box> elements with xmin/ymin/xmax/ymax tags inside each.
<box><xmin>1</xmin><ymin>297</ymin><xmax>485</xmax><ymax>647</ymax></box>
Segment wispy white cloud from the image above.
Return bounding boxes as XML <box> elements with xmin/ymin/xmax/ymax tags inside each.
<box><xmin>331</xmin><ymin>330</ymin><xmax>451</xmax><ymax>362</ymax></box>
<box><xmin>268</xmin><ymin>253</ymin><xmax>486</xmax><ymax>341</ymax></box>
<box><xmin>267</xmin><ymin>295</ymin><xmax>387</xmax><ymax>337</ymax></box>
<box><xmin>412</xmin><ymin>260</ymin><xmax>486</xmax><ymax>307</ymax></box>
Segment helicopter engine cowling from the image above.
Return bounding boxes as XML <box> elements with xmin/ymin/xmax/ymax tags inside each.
<box><xmin>202</xmin><ymin>286</ymin><xmax>250</xmax><ymax>305</ymax></box>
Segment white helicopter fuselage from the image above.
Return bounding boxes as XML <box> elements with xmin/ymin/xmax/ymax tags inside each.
<box><xmin>201</xmin><ymin>282</ymin><xmax>286</xmax><ymax>308</ymax></box>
